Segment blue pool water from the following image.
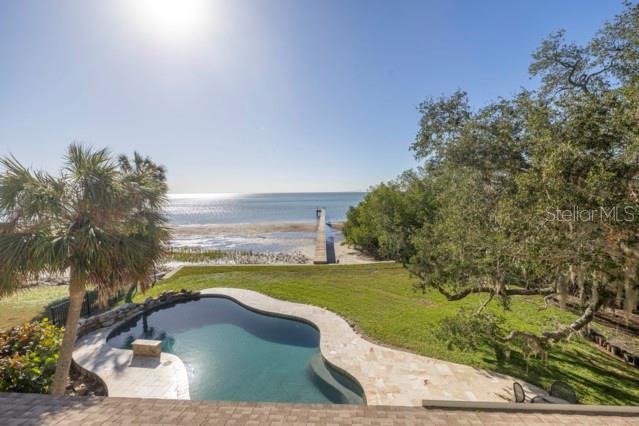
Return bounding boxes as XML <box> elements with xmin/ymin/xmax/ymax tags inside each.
<box><xmin>107</xmin><ymin>297</ymin><xmax>364</xmax><ymax>404</ymax></box>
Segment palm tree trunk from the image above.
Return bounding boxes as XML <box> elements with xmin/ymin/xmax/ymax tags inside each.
<box><xmin>50</xmin><ymin>270</ymin><xmax>86</xmax><ymax>396</ymax></box>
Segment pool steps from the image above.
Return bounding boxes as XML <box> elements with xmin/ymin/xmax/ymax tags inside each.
<box><xmin>309</xmin><ymin>353</ymin><xmax>363</xmax><ymax>404</ymax></box>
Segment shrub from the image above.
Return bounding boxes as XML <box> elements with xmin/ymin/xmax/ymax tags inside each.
<box><xmin>0</xmin><ymin>319</ymin><xmax>63</xmax><ymax>393</ymax></box>
<box><xmin>343</xmin><ymin>171</ymin><xmax>432</xmax><ymax>262</ymax></box>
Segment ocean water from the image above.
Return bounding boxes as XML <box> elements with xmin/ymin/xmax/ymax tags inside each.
<box><xmin>167</xmin><ymin>192</ymin><xmax>365</xmax><ymax>225</ymax></box>
<box><xmin>167</xmin><ymin>192</ymin><xmax>365</xmax><ymax>254</ymax></box>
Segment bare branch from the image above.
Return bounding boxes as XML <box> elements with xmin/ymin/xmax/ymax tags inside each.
<box><xmin>434</xmin><ymin>284</ymin><xmax>555</xmax><ymax>301</ymax></box>
<box><xmin>503</xmin><ymin>302</ymin><xmax>599</xmax><ymax>346</ymax></box>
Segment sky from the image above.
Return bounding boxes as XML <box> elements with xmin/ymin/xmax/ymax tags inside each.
<box><xmin>0</xmin><ymin>0</ymin><xmax>628</xmax><ymax>194</ymax></box>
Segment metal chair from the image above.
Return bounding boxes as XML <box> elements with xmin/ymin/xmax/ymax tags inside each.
<box><xmin>513</xmin><ymin>382</ymin><xmax>526</xmax><ymax>403</ymax></box>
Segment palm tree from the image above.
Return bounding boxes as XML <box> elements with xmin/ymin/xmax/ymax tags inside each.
<box><xmin>0</xmin><ymin>144</ymin><xmax>168</xmax><ymax>395</ymax></box>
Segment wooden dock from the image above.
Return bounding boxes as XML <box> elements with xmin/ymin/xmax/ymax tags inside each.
<box><xmin>313</xmin><ymin>209</ymin><xmax>328</xmax><ymax>264</ymax></box>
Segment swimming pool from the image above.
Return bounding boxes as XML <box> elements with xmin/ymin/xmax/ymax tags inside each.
<box><xmin>107</xmin><ymin>297</ymin><xmax>364</xmax><ymax>404</ymax></box>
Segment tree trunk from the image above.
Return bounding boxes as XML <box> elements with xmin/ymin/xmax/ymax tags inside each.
<box><xmin>558</xmin><ymin>275</ymin><xmax>567</xmax><ymax>310</ymax></box>
<box><xmin>625</xmin><ymin>281</ymin><xmax>638</xmax><ymax>320</ymax></box>
<box><xmin>615</xmin><ymin>281</ymin><xmax>625</xmax><ymax>310</ymax></box>
<box><xmin>577</xmin><ymin>266</ymin><xmax>587</xmax><ymax>306</ymax></box>
<box><xmin>50</xmin><ymin>270</ymin><xmax>86</xmax><ymax>396</ymax></box>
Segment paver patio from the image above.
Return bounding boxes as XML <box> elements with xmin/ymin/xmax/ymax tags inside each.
<box><xmin>1</xmin><ymin>393</ymin><xmax>638</xmax><ymax>425</ymax></box>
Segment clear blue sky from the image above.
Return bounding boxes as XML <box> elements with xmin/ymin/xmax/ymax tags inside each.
<box><xmin>0</xmin><ymin>0</ymin><xmax>626</xmax><ymax>193</ymax></box>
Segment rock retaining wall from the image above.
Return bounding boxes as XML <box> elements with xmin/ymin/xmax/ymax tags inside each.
<box><xmin>76</xmin><ymin>290</ymin><xmax>199</xmax><ymax>338</ymax></box>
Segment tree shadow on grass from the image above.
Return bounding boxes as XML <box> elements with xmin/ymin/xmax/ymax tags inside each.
<box><xmin>488</xmin><ymin>340</ymin><xmax>639</xmax><ymax>405</ymax></box>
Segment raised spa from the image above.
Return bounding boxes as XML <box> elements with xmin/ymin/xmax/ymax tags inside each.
<box><xmin>107</xmin><ymin>297</ymin><xmax>364</xmax><ymax>404</ymax></box>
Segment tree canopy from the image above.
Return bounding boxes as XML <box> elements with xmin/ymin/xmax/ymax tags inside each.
<box><xmin>0</xmin><ymin>144</ymin><xmax>168</xmax><ymax>395</ymax></box>
<box><xmin>344</xmin><ymin>2</ymin><xmax>639</xmax><ymax>350</ymax></box>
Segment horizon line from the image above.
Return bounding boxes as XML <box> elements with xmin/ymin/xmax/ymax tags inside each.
<box><xmin>168</xmin><ymin>190</ymin><xmax>367</xmax><ymax>197</ymax></box>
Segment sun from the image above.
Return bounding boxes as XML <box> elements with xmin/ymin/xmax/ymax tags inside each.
<box><xmin>123</xmin><ymin>0</ymin><xmax>215</xmax><ymax>46</ymax></box>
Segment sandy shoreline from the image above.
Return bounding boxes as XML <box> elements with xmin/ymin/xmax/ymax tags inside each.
<box><xmin>169</xmin><ymin>221</ymin><xmax>375</xmax><ymax>265</ymax></box>
<box><xmin>170</xmin><ymin>222</ymin><xmax>320</xmax><ymax>236</ymax></box>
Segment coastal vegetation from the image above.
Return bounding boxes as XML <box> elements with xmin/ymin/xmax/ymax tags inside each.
<box><xmin>344</xmin><ymin>3</ymin><xmax>639</xmax><ymax>355</ymax></box>
<box><xmin>168</xmin><ymin>247</ymin><xmax>310</xmax><ymax>264</ymax></box>
<box><xmin>0</xmin><ymin>320</ymin><xmax>62</xmax><ymax>393</ymax></box>
<box><xmin>137</xmin><ymin>263</ymin><xmax>639</xmax><ymax>405</ymax></box>
<box><xmin>0</xmin><ymin>145</ymin><xmax>168</xmax><ymax>395</ymax></box>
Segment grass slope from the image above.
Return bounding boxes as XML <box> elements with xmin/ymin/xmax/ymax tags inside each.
<box><xmin>136</xmin><ymin>263</ymin><xmax>639</xmax><ymax>406</ymax></box>
<box><xmin>0</xmin><ymin>286</ymin><xmax>69</xmax><ymax>330</ymax></box>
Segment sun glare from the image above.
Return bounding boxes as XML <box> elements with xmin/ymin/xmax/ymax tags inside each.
<box><xmin>124</xmin><ymin>0</ymin><xmax>215</xmax><ymax>46</ymax></box>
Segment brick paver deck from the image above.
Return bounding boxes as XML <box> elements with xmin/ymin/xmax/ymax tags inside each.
<box><xmin>1</xmin><ymin>393</ymin><xmax>638</xmax><ymax>425</ymax></box>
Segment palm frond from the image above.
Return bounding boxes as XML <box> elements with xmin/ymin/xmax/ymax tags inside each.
<box><xmin>0</xmin><ymin>232</ymin><xmax>68</xmax><ymax>296</ymax></box>
<box><xmin>0</xmin><ymin>143</ymin><xmax>169</xmax><ymax>306</ymax></box>
<box><xmin>0</xmin><ymin>155</ymin><xmax>65</xmax><ymax>225</ymax></box>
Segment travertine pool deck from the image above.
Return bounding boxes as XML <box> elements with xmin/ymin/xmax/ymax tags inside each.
<box><xmin>2</xmin><ymin>393</ymin><xmax>638</xmax><ymax>426</ymax></box>
<box><xmin>73</xmin><ymin>288</ymin><xmax>544</xmax><ymax>406</ymax></box>
<box><xmin>74</xmin><ymin>329</ymin><xmax>189</xmax><ymax>400</ymax></box>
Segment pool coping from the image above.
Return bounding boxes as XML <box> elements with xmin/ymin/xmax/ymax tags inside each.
<box><xmin>73</xmin><ymin>288</ymin><xmax>546</xmax><ymax>406</ymax></box>
<box><xmin>73</xmin><ymin>320</ymin><xmax>190</xmax><ymax>400</ymax></box>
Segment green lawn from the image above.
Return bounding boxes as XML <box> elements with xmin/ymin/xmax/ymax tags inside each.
<box><xmin>0</xmin><ymin>285</ymin><xmax>69</xmax><ymax>330</ymax></box>
<box><xmin>1</xmin><ymin>263</ymin><xmax>636</xmax><ymax>404</ymax></box>
<box><xmin>136</xmin><ymin>263</ymin><xmax>639</xmax><ymax>406</ymax></box>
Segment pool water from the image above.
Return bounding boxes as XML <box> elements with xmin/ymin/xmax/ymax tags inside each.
<box><xmin>107</xmin><ymin>297</ymin><xmax>364</xmax><ymax>404</ymax></box>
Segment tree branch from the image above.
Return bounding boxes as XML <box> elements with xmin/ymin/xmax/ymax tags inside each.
<box><xmin>434</xmin><ymin>284</ymin><xmax>555</xmax><ymax>301</ymax></box>
<box><xmin>503</xmin><ymin>302</ymin><xmax>599</xmax><ymax>347</ymax></box>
